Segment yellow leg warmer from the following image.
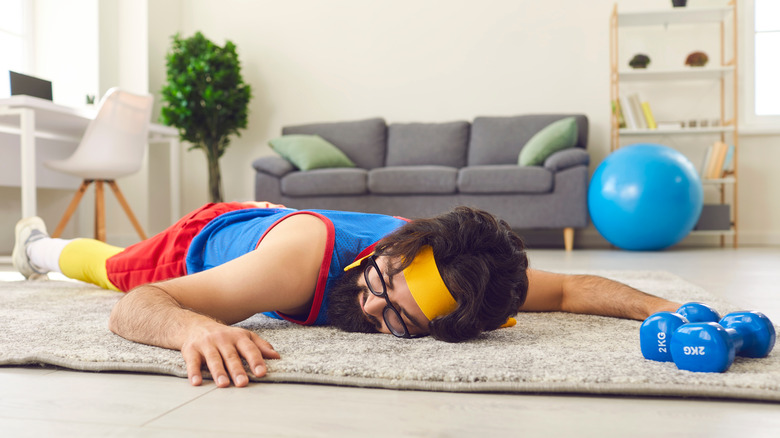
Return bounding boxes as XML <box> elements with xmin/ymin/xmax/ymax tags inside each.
<box><xmin>59</xmin><ymin>238</ymin><xmax>124</xmax><ymax>291</ymax></box>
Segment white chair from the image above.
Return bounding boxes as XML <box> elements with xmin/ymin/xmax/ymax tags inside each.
<box><xmin>46</xmin><ymin>88</ymin><xmax>153</xmax><ymax>242</ymax></box>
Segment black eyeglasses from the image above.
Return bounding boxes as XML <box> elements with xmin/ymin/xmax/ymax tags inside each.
<box><xmin>364</xmin><ymin>255</ymin><xmax>422</xmax><ymax>339</ymax></box>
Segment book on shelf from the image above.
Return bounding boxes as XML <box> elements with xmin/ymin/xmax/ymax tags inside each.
<box><xmin>721</xmin><ymin>144</ymin><xmax>735</xmax><ymax>176</ymax></box>
<box><xmin>700</xmin><ymin>144</ymin><xmax>713</xmax><ymax>178</ymax></box>
<box><xmin>640</xmin><ymin>102</ymin><xmax>657</xmax><ymax>130</ymax></box>
<box><xmin>619</xmin><ymin>95</ymin><xmax>638</xmax><ymax>129</ymax></box>
<box><xmin>618</xmin><ymin>93</ymin><xmax>657</xmax><ymax>130</ymax></box>
<box><xmin>612</xmin><ymin>100</ymin><xmax>626</xmax><ymax>128</ymax></box>
<box><xmin>627</xmin><ymin>93</ymin><xmax>647</xmax><ymax>129</ymax></box>
<box><xmin>701</xmin><ymin>141</ymin><xmax>732</xmax><ymax>180</ymax></box>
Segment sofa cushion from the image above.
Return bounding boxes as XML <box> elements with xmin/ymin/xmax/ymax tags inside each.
<box><xmin>518</xmin><ymin>117</ymin><xmax>578</xmax><ymax>166</ymax></box>
<box><xmin>281</xmin><ymin>168</ymin><xmax>368</xmax><ymax>196</ymax></box>
<box><xmin>282</xmin><ymin>118</ymin><xmax>387</xmax><ymax>169</ymax></box>
<box><xmin>269</xmin><ymin>135</ymin><xmax>356</xmax><ymax>171</ymax></box>
<box><xmin>543</xmin><ymin>148</ymin><xmax>590</xmax><ymax>172</ymax></box>
<box><xmin>468</xmin><ymin>114</ymin><xmax>588</xmax><ymax>166</ymax></box>
<box><xmin>385</xmin><ymin>121</ymin><xmax>470</xmax><ymax>167</ymax></box>
<box><xmin>457</xmin><ymin>165</ymin><xmax>553</xmax><ymax>194</ymax></box>
<box><xmin>368</xmin><ymin>166</ymin><xmax>458</xmax><ymax>194</ymax></box>
<box><xmin>252</xmin><ymin>156</ymin><xmax>296</xmax><ymax>177</ymax></box>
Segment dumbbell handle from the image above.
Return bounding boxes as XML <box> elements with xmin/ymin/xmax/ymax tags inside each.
<box><xmin>723</xmin><ymin>327</ymin><xmax>744</xmax><ymax>354</ymax></box>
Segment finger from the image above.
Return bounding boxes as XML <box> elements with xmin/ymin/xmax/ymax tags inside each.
<box><xmin>201</xmin><ymin>346</ymin><xmax>231</xmax><ymax>388</ymax></box>
<box><xmin>252</xmin><ymin>334</ymin><xmax>281</xmax><ymax>360</ymax></box>
<box><xmin>182</xmin><ymin>348</ymin><xmax>204</xmax><ymax>386</ymax></box>
<box><xmin>217</xmin><ymin>344</ymin><xmax>250</xmax><ymax>388</ymax></box>
<box><xmin>235</xmin><ymin>337</ymin><xmax>267</xmax><ymax>378</ymax></box>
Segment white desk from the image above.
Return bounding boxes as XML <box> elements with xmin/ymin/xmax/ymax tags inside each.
<box><xmin>0</xmin><ymin>95</ymin><xmax>180</xmax><ymax>222</ymax></box>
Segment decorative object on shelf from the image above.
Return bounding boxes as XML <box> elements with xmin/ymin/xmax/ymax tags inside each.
<box><xmin>85</xmin><ymin>94</ymin><xmax>95</xmax><ymax>105</ymax></box>
<box><xmin>588</xmin><ymin>144</ymin><xmax>703</xmax><ymax>251</ymax></box>
<box><xmin>672</xmin><ymin>0</ymin><xmax>688</xmax><ymax>7</ymax></box>
<box><xmin>694</xmin><ymin>204</ymin><xmax>731</xmax><ymax>231</ymax></box>
<box><xmin>160</xmin><ymin>31</ymin><xmax>253</xmax><ymax>203</ymax></box>
<box><xmin>685</xmin><ymin>51</ymin><xmax>709</xmax><ymax>67</ymax></box>
<box><xmin>629</xmin><ymin>53</ymin><xmax>651</xmax><ymax>69</ymax></box>
<box><xmin>656</xmin><ymin>121</ymin><xmax>684</xmax><ymax>130</ymax></box>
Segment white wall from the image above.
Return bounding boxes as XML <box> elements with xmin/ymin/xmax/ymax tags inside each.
<box><xmin>91</xmin><ymin>0</ymin><xmax>152</xmax><ymax>246</ymax></box>
<box><xmin>34</xmin><ymin>0</ymin><xmax>99</xmax><ymax>107</ymax></box>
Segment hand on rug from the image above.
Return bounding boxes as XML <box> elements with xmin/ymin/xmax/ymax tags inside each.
<box><xmin>181</xmin><ymin>321</ymin><xmax>280</xmax><ymax>387</ymax></box>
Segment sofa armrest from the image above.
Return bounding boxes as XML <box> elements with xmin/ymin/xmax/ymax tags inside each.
<box><xmin>252</xmin><ymin>156</ymin><xmax>296</xmax><ymax>178</ymax></box>
<box><xmin>543</xmin><ymin>148</ymin><xmax>590</xmax><ymax>172</ymax></box>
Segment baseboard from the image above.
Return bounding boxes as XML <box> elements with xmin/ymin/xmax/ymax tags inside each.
<box><xmin>732</xmin><ymin>231</ymin><xmax>780</xmax><ymax>247</ymax></box>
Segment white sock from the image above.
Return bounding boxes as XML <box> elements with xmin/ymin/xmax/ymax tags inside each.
<box><xmin>27</xmin><ymin>237</ymin><xmax>72</xmax><ymax>274</ymax></box>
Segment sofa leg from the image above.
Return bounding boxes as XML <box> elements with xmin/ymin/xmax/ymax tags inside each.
<box><xmin>563</xmin><ymin>228</ymin><xmax>574</xmax><ymax>251</ymax></box>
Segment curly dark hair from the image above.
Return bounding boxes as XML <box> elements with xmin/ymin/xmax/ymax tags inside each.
<box><xmin>373</xmin><ymin>206</ymin><xmax>528</xmax><ymax>342</ymax></box>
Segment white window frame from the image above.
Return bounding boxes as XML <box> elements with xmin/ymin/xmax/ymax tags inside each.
<box><xmin>740</xmin><ymin>0</ymin><xmax>780</xmax><ymax>131</ymax></box>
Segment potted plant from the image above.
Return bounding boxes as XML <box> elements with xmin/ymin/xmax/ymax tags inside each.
<box><xmin>160</xmin><ymin>32</ymin><xmax>252</xmax><ymax>203</ymax></box>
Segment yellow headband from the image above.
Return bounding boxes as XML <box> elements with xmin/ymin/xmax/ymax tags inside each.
<box><xmin>402</xmin><ymin>246</ymin><xmax>457</xmax><ymax>321</ymax></box>
<box><xmin>344</xmin><ymin>246</ymin><xmax>516</xmax><ymax>327</ymax></box>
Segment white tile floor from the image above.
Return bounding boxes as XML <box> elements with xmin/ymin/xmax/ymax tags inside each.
<box><xmin>2</xmin><ymin>247</ymin><xmax>780</xmax><ymax>437</ymax></box>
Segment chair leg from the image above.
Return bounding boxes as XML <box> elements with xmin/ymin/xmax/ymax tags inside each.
<box><xmin>107</xmin><ymin>180</ymin><xmax>148</xmax><ymax>240</ymax></box>
<box><xmin>563</xmin><ymin>227</ymin><xmax>574</xmax><ymax>252</ymax></box>
<box><xmin>95</xmin><ymin>180</ymin><xmax>106</xmax><ymax>241</ymax></box>
<box><xmin>51</xmin><ymin>180</ymin><xmax>92</xmax><ymax>238</ymax></box>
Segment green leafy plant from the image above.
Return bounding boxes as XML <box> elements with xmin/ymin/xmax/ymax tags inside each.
<box><xmin>160</xmin><ymin>32</ymin><xmax>252</xmax><ymax>202</ymax></box>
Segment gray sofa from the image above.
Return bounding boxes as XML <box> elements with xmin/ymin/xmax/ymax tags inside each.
<box><xmin>253</xmin><ymin>114</ymin><xmax>590</xmax><ymax>250</ymax></box>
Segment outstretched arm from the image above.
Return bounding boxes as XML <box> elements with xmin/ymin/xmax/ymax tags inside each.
<box><xmin>109</xmin><ymin>284</ymin><xmax>279</xmax><ymax>387</ymax></box>
<box><xmin>520</xmin><ymin>269</ymin><xmax>680</xmax><ymax>320</ymax></box>
<box><xmin>109</xmin><ymin>214</ymin><xmax>327</xmax><ymax>387</ymax></box>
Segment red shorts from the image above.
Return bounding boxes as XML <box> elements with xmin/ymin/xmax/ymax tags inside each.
<box><xmin>106</xmin><ymin>202</ymin><xmax>251</xmax><ymax>291</ymax></box>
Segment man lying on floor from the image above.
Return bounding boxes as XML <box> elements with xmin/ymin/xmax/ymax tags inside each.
<box><xmin>13</xmin><ymin>201</ymin><xmax>680</xmax><ymax>388</ymax></box>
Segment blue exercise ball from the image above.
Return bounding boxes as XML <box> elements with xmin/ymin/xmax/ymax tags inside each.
<box><xmin>588</xmin><ymin>143</ymin><xmax>703</xmax><ymax>251</ymax></box>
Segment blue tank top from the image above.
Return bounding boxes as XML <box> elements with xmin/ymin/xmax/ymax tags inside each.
<box><xmin>185</xmin><ymin>208</ymin><xmax>407</xmax><ymax>325</ymax></box>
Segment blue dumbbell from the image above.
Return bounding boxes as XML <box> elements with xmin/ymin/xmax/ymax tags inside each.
<box><xmin>671</xmin><ymin>311</ymin><xmax>776</xmax><ymax>373</ymax></box>
<box><xmin>640</xmin><ymin>303</ymin><xmax>720</xmax><ymax>362</ymax></box>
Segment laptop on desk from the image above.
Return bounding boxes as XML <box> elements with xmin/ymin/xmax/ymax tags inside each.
<box><xmin>9</xmin><ymin>71</ymin><xmax>53</xmax><ymax>101</ymax></box>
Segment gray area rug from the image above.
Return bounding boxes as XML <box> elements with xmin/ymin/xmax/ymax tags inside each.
<box><xmin>1</xmin><ymin>271</ymin><xmax>779</xmax><ymax>402</ymax></box>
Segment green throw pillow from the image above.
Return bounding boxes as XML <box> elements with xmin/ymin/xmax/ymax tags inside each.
<box><xmin>518</xmin><ymin>117</ymin><xmax>578</xmax><ymax>166</ymax></box>
<box><xmin>269</xmin><ymin>135</ymin><xmax>356</xmax><ymax>171</ymax></box>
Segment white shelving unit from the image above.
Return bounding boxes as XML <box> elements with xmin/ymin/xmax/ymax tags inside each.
<box><xmin>619</xmin><ymin>126</ymin><xmax>735</xmax><ymax>136</ymax></box>
<box><xmin>609</xmin><ymin>1</ymin><xmax>739</xmax><ymax>247</ymax></box>
<box><xmin>619</xmin><ymin>66</ymin><xmax>734</xmax><ymax>82</ymax></box>
<box><xmin>617</xmin><ymin>6</ymin><xmax>733</xmax><ymax>27</ymax></box>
